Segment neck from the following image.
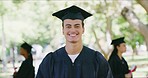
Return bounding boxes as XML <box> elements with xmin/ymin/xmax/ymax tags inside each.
<box><xmin>24</xmin><ymin>54</ymin><xmax>29</xmax><ymax>59</ymax></box>
<box><xmin>65</xmin><ymin>41</ymin><xmax>83</xmax><ymax>55</ymax></box>
<box><xmin>117</xmin><ymin>51</ymin><xmax>122</xmax><ymax>59</ymax></box>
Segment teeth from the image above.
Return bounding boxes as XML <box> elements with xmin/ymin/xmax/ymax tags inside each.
<box><xmin>69</xmin><ymin>34</ymin><xmax>77</xmax><ymax>36</ymax></box>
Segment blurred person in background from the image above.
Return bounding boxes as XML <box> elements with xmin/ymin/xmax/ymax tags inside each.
<box><xmin>13</xmin><ymin>42</ymin><xmax>35</xmax><ymax>78</ymax></box>
<box><xmin>108</xmin><ymin>37</ymin><xmax>132</xmax><ymax>78</ymax></box>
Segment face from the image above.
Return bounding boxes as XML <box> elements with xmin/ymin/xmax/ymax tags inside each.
<box><xmin>117</xmin><ymin>43</ymin><xmax>126</xmax><ymax>53</ymax></box>
<box><xmin>63</xmin><ymin>19</ymin><xmax>84</xmax><ymax>43</ymax></box>
<box><xmin>20</xmin><ymin>48</ymin><xmax>28</xmax><ymax>57</ymax></box>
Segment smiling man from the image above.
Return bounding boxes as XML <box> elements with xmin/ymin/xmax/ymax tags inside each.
<box><xmin>36</xmin><ymin>5</ymin><xmax>113</xmax><ymax>78</ymax></box>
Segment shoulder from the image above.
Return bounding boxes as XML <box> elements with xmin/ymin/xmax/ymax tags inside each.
<box><xmin>38</xmin><ymin>52</ymin><xmax>54</xmax><ymax>73</ymax></box>
<box><xmin>22</xmin><ymin>59</ymin><xmax>32</xmax><ymax>66</ymax></box>
<box><xmin>83</xmin><ymin>46</ymin><xmax>96</xmax><ymax>55</ymax></box>
<box><xmin>83</xmin><ymin>46</ymin><xmax>96</xmax><ymax>52</ymax></box>
<box><xmin>43</xmin><ymin>52</ymin><xmax>53</xmax><ymax>62</ymax></box>
<box><xmin>83</xmin><ymin>46</ymin><xmax>105</xmax><ymax>59</ymax></box>
<box><xmin>41</xmin><ymin>47</ymin><xmax>64</xmax><ymax>63</ymax></box>
<box><xmin>95</xmin><ymin>51</ymin><xmax>108</xmax><ymax>64</ymax></box>
<box><xmin>108</xmin><ymin>55</ymin><xmax>115</xmax><ymax>63</ymax></box>
<box><xmin>108</xmin><ymin>55</ymin><xmax>117</xmax><ymax>62</ymax></box>
<box><xmin>84</xmin><ymin>46</ymin><xmax>107</xmax><ymax>63</ymax></box>
<box><xmin>54</xmin><ymin>47</ymin><xmax>65</xmax><ymax>54</ymax></box>
<box><xmin>43</xmin><ymin>47</ymin><xmax>64</xmax><ymax>58</ymax></box>
<box><xmin>94</xmin><ymin>50</ymin><xmax>112</xmax><ymax>77</ymax></box>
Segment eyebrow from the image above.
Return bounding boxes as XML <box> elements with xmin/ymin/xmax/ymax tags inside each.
<box><xmin>65</xmin><ymin>23</ymin><xmax>81</xmax><ymax>26</ymax></box>
<box><xmin>65</xmin><ymin>24</ymin><xmax>71</xmax><ymax>26</ymax></box>
<box><xmin>74</xmin><ymin>24</ymin><xmax>81</xmax><ymax>26</ymax></box>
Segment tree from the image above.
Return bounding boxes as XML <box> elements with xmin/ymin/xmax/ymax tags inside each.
<box><xmin>121</xmin><ymin>1</ymin><xmax>148</xmax><ymax>51</ymax></box>
<box><xmin>137</xmin><ymin>0</ymin><xmax>148</xmax><ymax>13</ymax></box>
<box><xmin>0</xmin><ymin>1</ymin><xmax>8</xmax><ymax>72</ymax></box>
<box><xmin>0</xmin><ymin>0</ymin><xmax>146</xmax><ymax>60</ymax></box>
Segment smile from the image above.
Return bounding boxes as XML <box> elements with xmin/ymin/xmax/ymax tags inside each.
<box><xmin>68</xmin><ymin>33</ymin><xmax>78</xmax><ymax>37</ymax></box>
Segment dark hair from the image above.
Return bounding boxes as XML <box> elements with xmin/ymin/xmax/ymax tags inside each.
<box><xmin>21</xmin><ymin>42</ymin><xmax>32</xmax><ymax>53</ymax></box>
<box><xmin>28</xmin><ymin>53</ymin><xmax>33</xmax><ymax>65</ymax></box>
<box><xmin>110</xmin><ymin>44</ymin><xmax>120</xmax><ymax>57</ymax></box>
<box><xmin>21</xmin><ymin>42</ymin><xmax>33</xmax><ymax>65</ymax></box>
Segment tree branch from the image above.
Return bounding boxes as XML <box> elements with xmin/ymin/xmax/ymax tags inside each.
<box><xmin>137</xmin><ymin>0</ymin><xmax>148</xmax><ymax>13</ymax></box>
<box><xmin>121</xmin><ymin>7</ymin><xmax>148</xmax><ymax>35</ymax></box>
<box><xmin>121</xmin><ymin>7</ymin><xmax>148</xmax><ymax>51</ymax></box>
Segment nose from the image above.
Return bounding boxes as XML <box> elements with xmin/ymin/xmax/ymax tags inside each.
<box><xmin>69</xmin><ymin>27</ymin><xmax>77</xmax><ymax>32</ymax></box>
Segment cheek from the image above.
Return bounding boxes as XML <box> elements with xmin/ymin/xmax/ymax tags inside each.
<box><xmin>20</xmin><ymin>49</ymin><xmax>25</xmax><ymax>55</ymax></box>
<box><xmin>62</xmin><ymin>28</ymin><xmax>66</xmax><ymax>35</ymax></box>
<box><xmin>122</xmin><ymin>47</ymin><xmax>126</xmax><ymax>51</ymax></box>
<box><xmin>124</xmin><ymin>46</ymin><xmax>126</xmax><ymax>50</ymax></box>
<box><xmin>63</xmin><ymin>30</ymin><xmax>67</xmax><ymax>35</ymax></box>
<box><xmin>20</xmin><ymin>51</ymin><xmax>23</xmax><ymax>55</ymax></box>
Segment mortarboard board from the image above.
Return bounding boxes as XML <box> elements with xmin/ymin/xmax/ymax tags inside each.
<box><xmin>52</xmin><ymin>5</ymin><xmax>92</xmax><ymax>21</ymax></box>
<box><xmin>21</xmin><ymin>42</ymin><xmax>32</xmax><ymax>53</ymax></box>
<box><xmin>111</xmin><ymin>37</ymin><xmax>125</xmax><ymax>45</ymax></box>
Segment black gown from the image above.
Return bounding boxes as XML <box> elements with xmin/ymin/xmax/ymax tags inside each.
<box><xmin>15</xmin><ymin>58</ymin><xmax>35</xmax><ymax>78</ymax></box>
<box><xmin>108</xmin><ymin>54</ymin><xmax>129</xmax><ymax>78</ymax></box>
<box><xmin>36</xmin><ymin>46</ymin><xmax>113</xmax><ymax>78</ymax></box>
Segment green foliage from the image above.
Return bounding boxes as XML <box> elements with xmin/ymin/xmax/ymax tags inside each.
<box><xmin>0</xmin><ymin>1</ymin><xmax>7</xmax><ymax>16</ymax></box>
<box><xmin>110</xmin><ymin>15</ymin><xmax>145</xmax><ymax>50</ymax></box>
<box><xmin>115</xmin><ymin>16</ymin><xmax>144</xmax><ymax>49</ymax></box>
<box><xmin>12</xmin><ymin>0</ymin><xmax>25</xmax><ymax>7</ymax></box>
<box><xmin>121</xmin><ymin>27</ymin><xmax>144</xmax><ymax>48</ymax></box>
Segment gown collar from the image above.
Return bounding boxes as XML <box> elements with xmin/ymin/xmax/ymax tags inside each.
<box><xmin>60</xmin><ymin>46</ymin><xmax>86</xmax><ymax>63</ymax></box>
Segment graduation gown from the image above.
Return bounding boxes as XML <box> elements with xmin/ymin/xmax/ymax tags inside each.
<box><xmin>15</xmin><ymin>58</ymin><xmax>35</xmax><ymax>78</ymax></box>
<box><xmin>36</xmin><ymin>46</ymin><xmax>113</xmax><ymax>78</ymax></box>
<box><xmin>108</xmin><ymin>54</ymin><xmax>129</xmax><ymax>78</ymax></box>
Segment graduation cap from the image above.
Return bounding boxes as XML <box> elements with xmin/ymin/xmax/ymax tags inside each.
<box><xmin>111</xmin><ymin>37</ymin><xmax>125</xmax><ymax>45</ymax></box>
<box><xmin>52</xmin><ymin>5</ymin><xmax>92</xmax><ymax>21</ymax></box>
<box><xmin>21</xmin><ymin>42</ymin><xmax>32</xmax><ymax>53</ymax></box>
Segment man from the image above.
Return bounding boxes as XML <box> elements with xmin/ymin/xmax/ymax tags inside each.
<box><xmin>36</xmin><ymin>5</ymin><xmax>113</xmax><ymax>78</ymax></box>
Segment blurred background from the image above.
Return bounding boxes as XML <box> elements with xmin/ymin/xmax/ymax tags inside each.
<box><xmin>0</xmin><ymin>0</ymin><xmax>148</xmax><ymax>78</ymax></box>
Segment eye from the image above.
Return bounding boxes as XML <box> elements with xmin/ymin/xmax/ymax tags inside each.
<box><xmin>66</xmin><ymin>26</ymin><xmax>71</xmax><ymax>28</ymax></box>
<box><xmin>124</xmin><ymin>45</ymin><xmax>126</xmax><ymax>47</ymax></box>
<box><xmin>74</xmin><ymin>24</ymin><xmax>80</xmax><ymax>28</ymax></box>
<box><xmin>65</xmin><ymin>24</ymin><xmax>71</xmax><ymax>28</ymax></box>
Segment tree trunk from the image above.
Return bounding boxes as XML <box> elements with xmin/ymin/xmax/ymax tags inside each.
<box><xmin>91</xmin><ymin>27</ymin><xmax>108</xmax><ymax>59</ymax></box>
<box><xmin>121</xmin><ymin>7</ymin><xmax>148</xmax><ymax>51</ymax></box>
<box><xmin>1</xmin><ymin>15</ymin><xmax>7</xmax><ymax>72</ymax></box>
<box><xmin>105</xmin><ymin>16</ymin><xmax>113</xmax><ymax>60</ymax></box>
<box><xmin>137</xmin><ymin>0</ymin><xmax>148</xmax><ymax>13</ymax></box>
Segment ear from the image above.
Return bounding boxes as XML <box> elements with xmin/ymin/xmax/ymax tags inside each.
<box><xmin>82</xmin><ymin>27</ymin><xmax>85</xmax><ymax>34</ymax></box>
<box><xmin>116</xmin><ymin>45</ymin><xmax>120</xmax><ymax>50</ymax></box>
<box><xmin>116</xmin><ymin>46</ymin><xmax>119</xmax><ymax>49</ymax></box>
<box><xmin>62</xmin><ymin>22</ymin><xmax>64</xmax><ymax>35</ymax></box>
<box><xmin>62</xmin><ymin>27</ymin><xmax>64</xmax><ymax>35</ymax></box>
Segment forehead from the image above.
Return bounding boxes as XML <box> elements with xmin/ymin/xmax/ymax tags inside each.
<box><xmin>63</xmin><ymin>19</ymin><xmax>82</xmax><ymax>24</ymax></box>
<box><xmin>20</xmin><ymin>47</ymin><xmax>26</xmax><ymax>51</ymax></box>
<box><xmin>120</xmin><ymin>43</ymin><xmax>126</xmax><ymax>45</ymax></box>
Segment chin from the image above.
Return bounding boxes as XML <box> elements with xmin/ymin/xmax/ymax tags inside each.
<box><xmin>69</xmin><ymin>41</ymin><xmax>77</xmax><ymax>43</ymax></box>
<box><xmin>66</xmin><ymin>39</ymin><xmax>78</xmax><ymax>43</ymax></box>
